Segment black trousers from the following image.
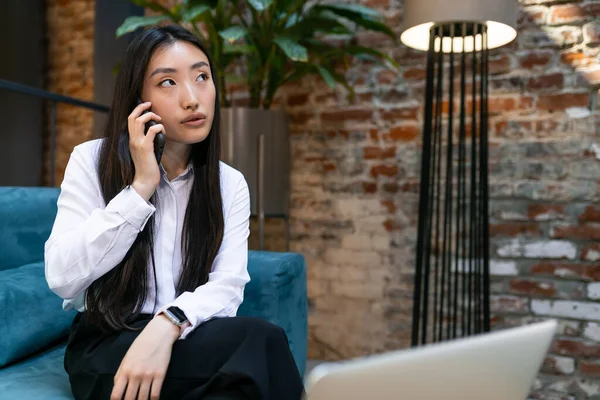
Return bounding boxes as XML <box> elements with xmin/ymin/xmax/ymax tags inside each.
<box><xmin>64</xmin><ymin>313</ymin><xmax>305</xmax><ymax>400</ymax></box>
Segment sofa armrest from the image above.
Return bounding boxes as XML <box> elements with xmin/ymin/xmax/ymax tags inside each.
<box><xmin>237</xmin><ymin>251</ymin><xmax>308</xmax><ymax>376</ymax></box>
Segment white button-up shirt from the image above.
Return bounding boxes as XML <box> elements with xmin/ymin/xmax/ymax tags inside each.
<box><xmin>44</xmin><ymin>138</ymin><xmax>251</xmax><ymax>339</ymax></box>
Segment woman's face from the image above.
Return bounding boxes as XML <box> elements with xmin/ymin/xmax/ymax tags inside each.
<box><xmin>140</xmin><ymin>40</ymin><xmax>216</xmax><ymax>145</ymax></box>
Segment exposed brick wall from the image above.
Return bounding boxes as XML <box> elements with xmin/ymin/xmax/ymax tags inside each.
<box><xmin>46</xmin><ymin>0</ymin><xmax>599</xmax><ymax>397</ymax></box>
<box><xmin>46</xmin><ymin>0</ymin><xmax>95</xmax><ymax>186</ymax></box>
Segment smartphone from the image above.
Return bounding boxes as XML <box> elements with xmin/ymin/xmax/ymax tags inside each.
<box><xmin>137</xmin><ymin>98</ymin><xmax>165</xmax><ymax>164</ymax></box>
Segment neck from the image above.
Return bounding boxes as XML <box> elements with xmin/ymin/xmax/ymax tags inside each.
<box><xmin>160</xmin><ymin>140</ymin><xmax>191</xmax><ymax>181</ymax></box>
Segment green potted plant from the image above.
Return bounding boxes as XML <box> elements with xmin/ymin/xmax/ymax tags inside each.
<box><xmin>117</xmin><ymin>0</ymin><xmax>399</xmax><ymax>248</ymax></box>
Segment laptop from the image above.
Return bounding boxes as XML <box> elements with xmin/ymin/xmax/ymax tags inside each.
<box><xmin>304</xmin><ymin>319</ymin><xmax>557</xmax><ymax>400</ymax></box>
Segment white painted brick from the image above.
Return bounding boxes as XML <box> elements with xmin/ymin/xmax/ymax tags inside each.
<box><xmin>587</xmin><ymin>283</ymin><xmax>600</xmax><ymax>300</ymax></box>
<box><xmin>490</xmin><ymin>260</ymin><xmax>519</xmax><ymax>276</ymax></box>
<box><xmin>499</xmin><ymin>211</ymin><xmax>528</xmax><ymax>221</ymax></box>
<box><xmin>547</xmin><ymin>355</ymin><xmax>576</xmax><ymax>375</ymax></box>
<box><xmin>584</xmin><ymin>248</ymin><xmax>600</xmax><ymax>262</ymax></box>
<box><xmin>342</xmin><ymin>233</ymin><xmax>390</xmax><ymax>251</ymax></box>
<box><xmin>335</xmin><ymin>199</ymin><xmax>385</xmax><ymax>219</ymax></box>
<box><xmin>324</xmin><ymin>248</ymin><xmax>383</xmax><ymax>267</ymax></box>
<box><xmin>497</xmin><ymin>239</ymin><xmax>577</xmax><ymax>259</ymax></box>
<box><xmin>331</xmin><ymin>280</ymin><xmax>384</xmax><ymax>300</ymax></box>
<box><xmin>532</xmin><ymin>300</ymin><xmax>600</xmax><ymax>321</ymax></box>
<box><xmin>524</xmin><ymin>241</ymin><xmax>577</xmax><ymax>259</ymax></box>
<box><xmin>575</xmin><ymin>378</ymin><xmax>600</xmax><ymax>397</ymax></box>
<box><xmin>583</xmin><ymin>322</ymin><xmax>600</xmax><ymax>342</ymax></box>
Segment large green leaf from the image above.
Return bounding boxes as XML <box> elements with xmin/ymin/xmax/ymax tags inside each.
<box><xmin>287</xmin><ymin>15</ymin><xmax>352</xmax><ymax>36</ymax></box>
<box><xmin>273</xmin><ymin>36</ymin><xmax>308</xmax><ymax>62</ymax></box>
<box><xmin>219</xmin><ymin>26</ymin><xmax>248</xmax><ymax>43</ymax></box>
<box><xmin>315</xmin><ymin>4</ymin><xmax>382</xmax><ymax>19</ymax></box>
<box><xmin>343</xmin><ymin>45</ymin><xmax>400</xmax><ymax>69</ymax></box>
<box><xmin>316</xmin><ymin>66</ymin><xmax>336</xmax><ymax>89</ymax></box>
<box><xmin>223</xmin><ymin>42</ymin><xmax>254</xmax><ymax>54</ymax></box>
<box><xmin>182</xmin><ymin>4</ymin><xmax>211</xmax><ymax>22</ymax></box>
<box><xmin>116</xmin><ymin>15</ymin><xmax>171</xmax><ymax>37</ymax></box>
<box><xmin>248</xmin><ymin>0</ymin><xmax>273</xmax><ymax>12</ymax></box>
<box><xmin>351</xmin><ymin>15</ymin><xmax>397</xmax><ymax>39</ymax></box>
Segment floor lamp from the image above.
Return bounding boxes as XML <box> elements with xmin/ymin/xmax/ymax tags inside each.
<box><xmin>401</xmin><ymin>0</ymin><xmax>517</xmax><ymax>346</ymax></box>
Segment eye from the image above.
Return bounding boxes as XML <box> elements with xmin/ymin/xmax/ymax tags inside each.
<box><xmin>196</xmin><ymin>73</ymin><xmax>209</xmax><ymax>82</ymax></box>
<box><xmin>159</xmin><ymin>78</ymin><xmax>176</xmax><ymax>87</ymax></box>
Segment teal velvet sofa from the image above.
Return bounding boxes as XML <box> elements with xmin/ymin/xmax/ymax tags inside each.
<box><xmin>0</xmin><ymin>186</ymin><xmax>307</xmax><ymax>399</ymax></box>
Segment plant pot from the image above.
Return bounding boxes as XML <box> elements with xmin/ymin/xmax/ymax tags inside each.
<box><xmin>220</xmin><ymin>107</ymin><xmax>290</xmax><ymax>248</ymax></box>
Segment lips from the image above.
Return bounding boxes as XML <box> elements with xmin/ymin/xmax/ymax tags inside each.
<box><xmin>181</xmin><ymin>112</ymin><xmax>206</xmax><ymax>124</ymax></box>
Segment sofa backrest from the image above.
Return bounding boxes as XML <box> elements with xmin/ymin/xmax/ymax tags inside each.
<box><xmin>0</xmin><ymin>187</ymin><xmax>60</xmax><ymax>271</ymax></box>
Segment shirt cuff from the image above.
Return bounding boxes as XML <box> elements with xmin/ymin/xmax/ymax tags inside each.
<box><xmin>105</xmin><ymin>185</ymin><xmax>155</xmax><ymax>231</ymax></box>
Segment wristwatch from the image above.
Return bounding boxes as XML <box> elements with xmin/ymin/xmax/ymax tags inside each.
<box><xmin>163</xmin><ymin>306</ymin><xmax>188</xmax><ymax>327</ymax></box>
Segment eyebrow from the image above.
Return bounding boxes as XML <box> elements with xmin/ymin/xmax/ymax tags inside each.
<box><xmin>149</xmin><ymin>61</ymin><xmax>209</xmax><ymax>78</ymax></box>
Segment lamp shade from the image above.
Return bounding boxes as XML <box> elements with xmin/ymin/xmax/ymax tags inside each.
<box><xmin>400</xmin><ymin>0</ymin><xmax>517</xmax><ymax>52</ymax></box>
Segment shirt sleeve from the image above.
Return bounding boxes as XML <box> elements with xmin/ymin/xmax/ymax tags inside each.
<box><xmin>156</xmin><ymin>174</ymin><xmax>251</xmax><ymax>339</ymax></box>
<box><xmin>44</xmin><ymin>144</ymin><xmax>156</xmax><ymax>300</ymax></box>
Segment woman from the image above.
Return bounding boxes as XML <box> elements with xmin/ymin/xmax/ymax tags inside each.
<box><xmin>44</xmin><ymin>25</ymin><xmax>304</xmax><ymax>400</ymax></box>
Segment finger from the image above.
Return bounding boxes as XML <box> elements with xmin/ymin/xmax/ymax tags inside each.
<box><xmin>124</xmin><ymin>377</ymin><xmax>140</xmax><ymax>400</ymax></box>
<box><xmin>133</xmin><ymin>112</ymin><xmax>162</xmax><ymax>138</ymax></box>
<box><xmin>110</xmin><ymin>375</ymin><xmax>128</xmax><ymax>400</ymax></box>
<box><xmin>150</xmin><ymin>375</ymin><xmax>165</xmax><ymax>400</ymax></box>
<box><xmin>144</xmin><ymin>124</ymin><xmax>165</xmax><ymax>140</ymax></box>
<box><xmin>128</xmin><ymin>102</ymin><xmax>152</xmax><ymax>134</ymax></box>
<box><xmin>138</xmin><ymin>379</ymin><xmax>152</xmax><ymax>400</ymax></box>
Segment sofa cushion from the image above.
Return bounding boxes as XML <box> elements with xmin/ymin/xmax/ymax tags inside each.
<box><xmin>239</xmin><ymin>251</ymin><xmax>308</xmax><ymax>375</ymax></box>
<box><xmin>0</xmin><ymin>343</ymin><xmax>73</xmax><ymax>400</ymax></box>
<box><xmin>0</xmin><ymin>187</ymin><xmax>60</xmax><ymax>271</ymax></box>
<box><xmin>0</xmin><ymin>262</ymin><xmax>76</xmax><ymax>368</ymax></box>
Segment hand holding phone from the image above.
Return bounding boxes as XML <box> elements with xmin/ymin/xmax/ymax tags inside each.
<box><xmin>137</xmin><ymin>98</ymin><xmax>165</xmax><ymax>164</ymax></box>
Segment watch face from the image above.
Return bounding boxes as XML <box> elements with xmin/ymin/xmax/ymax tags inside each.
<box><xmin>168</xmin><ymin>306</ymin><xmax>187</xmax><ymax>323</ymax></box>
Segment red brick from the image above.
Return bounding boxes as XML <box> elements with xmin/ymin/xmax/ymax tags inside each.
<box><xmin>530</xmin><ymin>262</ymin><xmax>585</xmax><ymax>280</ymax></box>
<box><xmin>386</xmin><ymin>125</ymin><xmax>419</xmax><ymax>141</ymax></box>
<box><xmin>377</xmin><ymin>70</ymin><xmax>397</xmax><ymax>84</ymax></box>
<box><xmin>579</xmin><ymin>360</ymin><xmax>600</xmax><ymax>377</ymax></box>
<box><xmin>320</xmin><ymin>107</ymin><xmax>373</xmax><ymax>122</ymax></box>
<box><xmin>369</xmin><ymin>129</ymin><xmax>378</xmax><ymax>140</ymax></box>
<box><xmin>581</xmin><ymin>243</ymin><xmax>600</xmax><ymax>262</ymax></box>
<box><xmin>519</xmin><ymin>50</ymin><xmax>554</xmax><ymax>69</ymax></box>
<box><xmin>363</xmin><ymin>146</ymin><xmax>396</xmax><ymax>160</ymax></box>
<box><xmin>364</xmin><ymin>0</ymin><xmax>389</xmax><ymax>8</ymax></box>
<box><xmin>403</xmin><ymin>68</ymin><xmax>426</xmax><ymax>81</ymax></box>
<box><xmin>528</xmin><ymin>204</ymin><xmax>566</xmax><ymax>221</ymax></box>
<box><xmin>370</xmin><ymin>165</ymin><xmax>398</xmax><ymax>178</ymax></box>
<box><xmin>384</xmin><ymin>219</ymin><xmax>402</xmax><ymax>231</ymax></box>
<box><xmin>560</xmin><ymin>50</ymin><xmax>595</xmax><ymax>67</ymax></box>
<box><xmin>579</xmin><ymin>206</ymin><xmax>600</xmax><ymax>222</ymax></box>
<box><xmin>552</xmin><ymin>225</ymin><xmax>600</xmax><ymax>241</ymax></box>
<box><xmin>362</xmin><ymin>182</ymin><xmax>377</xmax><ymax>193</ymax></box>
<box><xmin>323</xmin><ymin>163</ymin><xmax>336</xmax><ymax>173</ymax></box>
<box><xmin>551</xmin><ymin>339</ymin><xmax>600</xmax><ymax>358</ymax></box>
<box><xmin>583</xmin><ymin>264</ymin><xmax>600</xmax><ymax>281</ymax></box>
<box><xmin>490</xmin><ymin>223</ymin><xmax>542</xmax><ymax>237</ymax></box>
<box><xmin>548</xmin><ymin>4</ymin><xmax>588</xmax><ymax>25</ymax></box>
<box><xmin>509</xmin><ymin>279</ymin><xmax>556</xmax><ymax>297</ymax></box>
<box><xmin>401</xmin><ymin>181</ymin><xmax>419</xmax><ymax>193</ymax></box>
<box><xmin>315</xmin><ymin>93</ymin><xmax>336</xmax><ymax>104</ymax></box>
<box><xmin>538</xmin><ymin>92</ymin><xmax>590</xmax><ymax>112</ymax></box>
<box><xmin>383</xmin><ymin>183</ymin><xmax>400</xmax><ymax>193</ymax></box>
<box><xmin>287</xmin><ymin>93</ymin><xmax>309</xmax><ymax>107</ymax></box>
<box><xmin>527</xmin><ymin>73</ymin><xmax>564</xmax><ymax>91</ymax></box>
<box><xmin>517</xmin><ymin>7</ymin><xmax>548</xmax><ymax>28</ymax></box>
<box><xmin>381</xmin><ymin>106</ymin><xmax>420</xmax><ymax>121</ymax></box>
<box><xmin>488</xmin><ymin>55</ymin><xmax>512</xmax><ymax>75</ymax></box>
<box><xmin>381</xmin><ymin>200</ymin><xmax>396</xmax><ymax>214</ymax></box>
<box><xmin>289</xmin><ymin>111</ymin><xmax>312</xmax><ymax>124</ymax></box>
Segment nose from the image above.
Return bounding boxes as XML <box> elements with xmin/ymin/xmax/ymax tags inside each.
<box><xmin>181</xmin><ymin>82</ymin><xmax>199</xmax><ymax>111</ymax></box>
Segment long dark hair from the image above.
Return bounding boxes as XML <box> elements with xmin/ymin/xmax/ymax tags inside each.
<box><xmin>86</xmin><ymin>25</ymin><xmax>224</xmax><ymax>331</ymax></box>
